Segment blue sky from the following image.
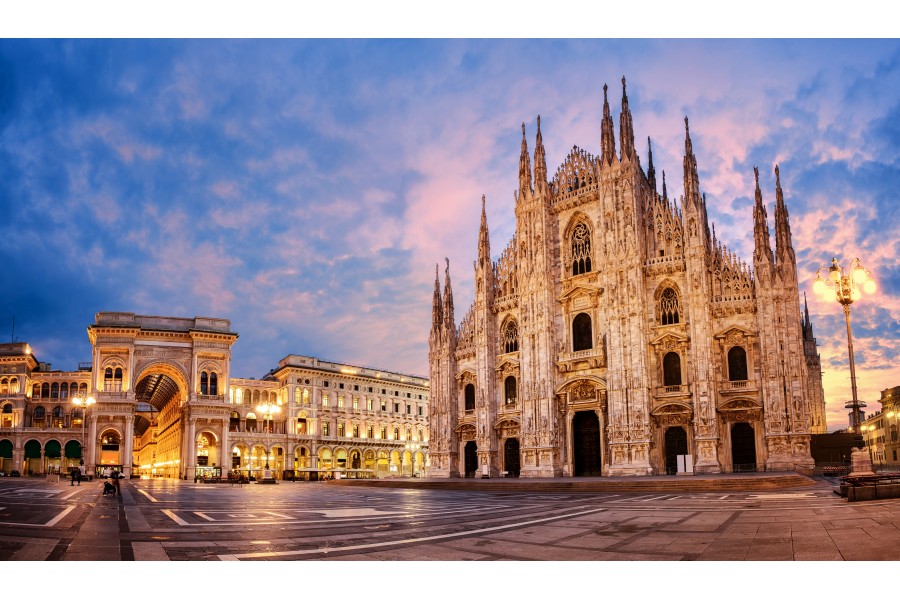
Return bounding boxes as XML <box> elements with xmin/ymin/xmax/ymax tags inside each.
<box><xmin>1</xmin><ymin>39</ymin><xmax>898</xmax><ymax>430</ymax></box>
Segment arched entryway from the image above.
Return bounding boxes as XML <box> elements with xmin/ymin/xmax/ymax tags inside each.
<box><xmin>99</xmin><ymin>430</ymin><xmax>122</xmax><ymax>472</ymax></box>
<box><xmin>44</xmin><ymin>439</ymin><xmax>62</xmax><ymax>474</ymax></box>
<box><xmin>572</xmin><ymin>411</ymin><xmax>601</xmax><ymax>476</ymax></box>
<box><xmin>0</xmin><ymin>439</ymin><xmax>13</xmax><ymax>473</ymax></box>
<box><xmin>664</xmin><ymin>427</ymin><xmax>688</xmax><ymax>475</ymax></box>
<box><xmin>24</xmin><ymin>439</ymin><xmax>41</xmax><ymax>475</ymax></box>
<box><xmin>64</xmin><ymin>440</ymin><xmax>82</xmax><ymax>470</ymax></box>
<box><xmin>731</xmin><ymin>422</ymin><xmax>756</xmax><ymax>472</ymax></box>
<box><xmin>503</xmin><ymin>438</ymin><xmax>520</xmax><ymax>478</ymax></box>
<box><xmin>464</xmin><ymin>440</ymin><xmax>478</xmax><ymax>478</ymax></box>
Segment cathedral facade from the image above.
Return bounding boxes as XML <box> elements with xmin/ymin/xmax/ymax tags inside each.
<box><xmin>428</xmin><ymin>79</ymin><xmax>827</xmax><ymax>478</ymax></box>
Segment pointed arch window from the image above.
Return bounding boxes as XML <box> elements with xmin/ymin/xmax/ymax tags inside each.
<box><xmin>571</xmin><ymin>222</ymin><xmax>592</xmax><ymax>276</ymax></box>
<box><xmin>572</xmin><ymin>313</ymin><xmax>593</xmax><ymax>352</ymax></box>
<box><xmin>503</xmin><ymin>320</ymin><xmax>519</xmax><ymax>353</ymax></box>
<box><xmin>660</xmin><ymin>288</ymin><xmax>680</xmax><ymax>325</ymax></box>
<box><xmin>728</xmin><ymin>347</ymin><xmax>748</xmax><ymax>382</ymax></box>
<box><xmin>464</xmin><ymin>384</ymin><xmax>476</xmax><ymax>411</ymax></box>
<box><xmin>663</xmin><ymin>352</ymin><xmax>682</xmax><ymax>386</ymax></box>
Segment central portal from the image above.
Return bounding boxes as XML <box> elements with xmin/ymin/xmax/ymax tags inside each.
<box><xmin>572</xmin><ymin>411</ymin><xmax>601</xmax><ymax>476</ymax></box>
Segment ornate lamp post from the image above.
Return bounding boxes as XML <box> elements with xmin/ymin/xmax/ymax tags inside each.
<box><xmin>812</xmin><ymin>257</ymin><xmax>876</xmax><ymax>433</ymax></box>
<box><xmin>71</xmin><ymin>393</ymin><xmax>95</xmax><ymax>470</ymax></box>
<box><xmin>256</xmin><ymin>401</ymin><xmax>280</xmax><ymax>483</ymax></box>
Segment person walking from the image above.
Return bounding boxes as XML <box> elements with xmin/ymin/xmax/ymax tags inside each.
<box><xmin>70</xmin><ymin>466</ymin><xmax>78</xmax><ymax>486</ymax></box>
<box><xmin>112</xmin><ymin>470</ymin><xmax>121</xmax><ymax>496</ymax></box>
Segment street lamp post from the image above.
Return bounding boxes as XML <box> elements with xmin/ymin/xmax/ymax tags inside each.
<box><xmin>256</xmin><ymin>401</ymin><xmax>281</xmax><ymax>483</ymax></box>
<box><xmin>71</xmin><ymin>393</ymin><xmax>95</xmax><ymax>472</ymax></box>
<box><xmin>812</xmin><ymin>257</ymin><xmax>877</xmax><ymax>433</ymax></box>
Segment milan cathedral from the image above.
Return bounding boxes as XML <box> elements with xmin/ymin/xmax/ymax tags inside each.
<box><xmin>428</xmin><ymin>78</ymin><xmax>827</xmax><ymax>478</ymax></box>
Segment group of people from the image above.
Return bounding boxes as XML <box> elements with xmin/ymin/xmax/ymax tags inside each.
<box><xmin>101</xmin><ymin>467</ymin><xmax>121</xmax><ymax>496</ymax></box>
<box><xmin>69</xmin><ymin>464</ymin><xmax>121</xmax><ymax>496</ymax></box>
<box><xmin>69</xmin><ymin>462</ymin><xmax>86</xmax><ymax>486</ymax></box>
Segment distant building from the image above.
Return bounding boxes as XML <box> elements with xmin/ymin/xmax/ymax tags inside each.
<box><xmin>429</xmin><ymin>79</ymin><xmax>827</xmax><ymax>478</ymax></box>
<box><xmin>860</xmin><ymin>386</ymin><xmax>900</xmax><ymax>469</ymax></box>
<box><xmin>0</xmin><ymin>312</ymin><xmax>428</xmax><ymax>479</ymax></box>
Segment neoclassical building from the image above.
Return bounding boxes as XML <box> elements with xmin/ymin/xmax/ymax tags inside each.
<box><xmin>0</xmin><ymin>312</ymin><xmax>428</xmax><ymax>479</ymax></box>
<box><xmin>428</xmin><ymin>79</ymin><xmax>827</xmax><ymax>478</ymax></box>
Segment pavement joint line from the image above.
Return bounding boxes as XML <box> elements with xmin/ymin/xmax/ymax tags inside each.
<box><xmin>216</xmin><ymin>505</ymin><xmax>609</xmax><ymax>560</ymax></box>
<box><xmin>0</xmin><ymin>505</ymin><xmax>76</xmax><ymax>528</ymax></box>
<box><xmin>157</xmin><ymin>504</ymin><xmax>537</xmax><ymax>527</ymax></box>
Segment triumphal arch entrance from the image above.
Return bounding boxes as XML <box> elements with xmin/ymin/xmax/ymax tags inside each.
<box><xmin>85</xmin><ymin>312</ymin><xmax>237</xmax><ymax>479</ymax></box>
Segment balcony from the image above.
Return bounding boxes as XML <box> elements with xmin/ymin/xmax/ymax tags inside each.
<box><xmin>557</xmin><ymin>348</ymin><xmax>606</xmax><ymax>372</ymax></box>
<box><xmin>499</xmin><ymin>401</ymin><xmax>519</xmax><ymax>414</ymax></box>
<box><xmin>719</xmin><ymin>380</ymin><xmax>758</xmax><ymax>394</ymax></box>
<box><xmin>655</xmin><ymin>384</ymin><xmax>690</xmax><ymax>398</ymax></box>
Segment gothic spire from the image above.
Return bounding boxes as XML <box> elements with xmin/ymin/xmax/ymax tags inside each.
<box><xmin>432</xmin><ymin>263</ymin><xmax>443</xmax><ymax>333</ymax></box>
<box><xmin>752</xmin><ymin>166</ymin><xmax>774</xmax><ymax>269</ymax></box>
<box><xmin>442</xmin><ymin>257</ymin><xmax>454</xmax><ymax>331</ymax></box>
<box><xmin>662</xmin><ymin>169</ymin><xmax>668</xmax><ymax>202</ymax></box>
<box><xmin>619</xmin><ymin>76</ymin><xmax>635</xmax><ymax>161</ymax></box>
<box><xmin>601</xmin><ymin>83</ymin><xmax>617</xmax><ymax>166</ymax></box>
<box><xmin>647</xmin><ymin>137</ymin><xmax>657</xmax><ymax>193</ymax></box>
<box><xmin>534</xmin><ymin>115</ymin><xmax>548</xmax><ymax>196</ymax></box>
<box><xmin>518</xmin><ymin>122</ymin><xmax>532</xmax><ymax>198</ymax></box>
<box><xmin>683</xmin><ymin>116</ymin><xmax>700</xmax><ymax>206</ymax></box>
<box><xmin>478</xmin><ymin>194</ymin><xmax>491</xmax><ymax>268</ymax></box>
<box><xmin>773</xmin><ymin>164</ymin><xmax>796</xmax><ymax>268</ymax></box>
<box><xmin>803</xmin><ymin>292</ymin><xmax>811</xmax><ymax>326</ymax></box>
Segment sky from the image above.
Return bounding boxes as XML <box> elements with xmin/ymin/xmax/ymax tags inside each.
<box><xmin>1</xmin><ymin>37</ymin><xmax>899</xmax><ymax>431</ymax></box>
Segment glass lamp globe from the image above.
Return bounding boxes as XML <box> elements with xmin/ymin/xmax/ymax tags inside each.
<box><xmin>863</xmin><ymin>279</ymin><xmax>876</xmax><ymax>294</ymax></box>
<box><xmin>829</xmin><ymin>266</ymin><xmax>841</xmax><ymax>282</ymax></box>
<box><xmin>813</xmin><ymin>278</ymin><xmax>826</xmax><ymax>295</ymax></box>
<box><xmin>851</xmin><ymin>288</ymin><xmax>861</xmax><ymax>302</ymax></box>
<box><xmin>824</xmin><ymin>288</ymin><xmax>838</xmax><ymax>303</ymax></box>
<box><xmin>853</xmin><ymin>266</ymin><xmax>868</xmax><ymax>283</ymax></box>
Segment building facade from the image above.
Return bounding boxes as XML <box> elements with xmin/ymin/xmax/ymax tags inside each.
<box><xmin>429</xmin><ymin>79</ymin><xmax>827</xmax><ymax>478</ymax></box>
<box><xmin>1</xmin><ymin>312</ymin><xmax>429</xmax><ymax>479</ymax></box>
<box><xmin>860</xmin><ymin>386</ymin><xmax>900</xmax><ymax>469</ymax></box>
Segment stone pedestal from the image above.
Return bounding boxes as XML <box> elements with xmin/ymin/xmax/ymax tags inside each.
<box><xmin>848</xmin><ymin>448</ymin><xmax>875</xmax><ymax>477</ymax></box>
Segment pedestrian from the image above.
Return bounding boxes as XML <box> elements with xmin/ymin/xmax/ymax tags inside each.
<box><xmin>78</xmin><ymin>461</ymin><xmax>85</xmax><ymax>484</ymax></box>
<box><xmin>112</xmin><ymin>470</ymin><xmax>121</xmax><ymax>496</ymax></box>
<box><xmin>70</xmin><ymin>466</ymin><xmax>78</xmax><ymax>486</ymax></box>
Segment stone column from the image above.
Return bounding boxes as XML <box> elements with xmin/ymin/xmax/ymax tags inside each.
<box><xmin>123</xmin><ymin>415</ymin><xmax>134</xmax><ymax>477</ymax></box>
<box><xmin>88</xmin><ymin>414</ymin><xmax>98</xmax><ymax>473</ymax></box>
<box><xmin>185</xmin><ymin>417</ymin><xmax>196</xmax><ymax>481</ymax></box>
<box><xmin>221</xmin><ymin>422</ymin><xmax>230</xmax><ymax>472</ymax></box>
<box><xmin>566</xmin><ymin>412</ymin><xmax>574</xmax><ymax>477</ymax></box>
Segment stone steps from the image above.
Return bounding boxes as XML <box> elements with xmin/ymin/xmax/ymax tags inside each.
<box><xmin>331</xmin><ymin>473</ymin><xmax>815</xmax><ymax>493</ymax></box>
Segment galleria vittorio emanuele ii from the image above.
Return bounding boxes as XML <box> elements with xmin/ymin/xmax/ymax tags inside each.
<box><xmin>0</xmin><ymin>313</ymin><xmax>429</xmax><ymax>481</ymax></box>
<box><xmin>428</xmin><ymin>79</ymin><xmax>828</xmax><ymax>478</ymax></box>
